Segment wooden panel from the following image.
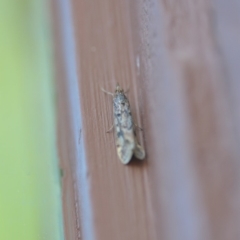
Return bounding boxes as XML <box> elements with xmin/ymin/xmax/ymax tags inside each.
<box><xmin>54</xmin><ymin>0</ymin><xmax>240</xmax><ymax>239</ymax></box>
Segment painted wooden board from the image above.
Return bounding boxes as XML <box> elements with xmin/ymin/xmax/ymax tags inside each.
<box><xmin>54</xmin><ymin>0</ymin><xmax>240</xmax><ymax>239</ymax></box>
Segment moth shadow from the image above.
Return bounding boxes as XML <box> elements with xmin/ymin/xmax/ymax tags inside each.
<box><xmin>128</xmin><ymin>157</ymin><xmax>147</xmax><ymax>167</ymax></box>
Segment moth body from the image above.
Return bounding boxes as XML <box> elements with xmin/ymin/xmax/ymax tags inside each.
<box><xmin>102</xmin><ymin>83</ymin><xmax>145</xmax><ymax>164</ymax></box>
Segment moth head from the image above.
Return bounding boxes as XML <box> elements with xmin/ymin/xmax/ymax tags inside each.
<box><xmin>115</xmin><ymin>83</ymin><xmax>124</xmax><ymax>94</ymax></box>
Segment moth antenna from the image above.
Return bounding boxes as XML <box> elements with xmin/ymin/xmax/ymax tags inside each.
<box><xmin>101</xmin><ymin>87</ymin><xmax>114</xmax><ymax>96</ymax></box>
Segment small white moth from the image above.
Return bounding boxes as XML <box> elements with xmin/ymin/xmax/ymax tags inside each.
<box><xmin>102</xmin><ymin>83</ymin><xmax>145</xmax><ymax>164</ymax></box>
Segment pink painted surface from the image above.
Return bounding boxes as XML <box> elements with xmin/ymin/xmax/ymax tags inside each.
<box><xmin>53</xmin><ymin>0</ymin><xmax>240</xmax><ymax>239</ymax></box>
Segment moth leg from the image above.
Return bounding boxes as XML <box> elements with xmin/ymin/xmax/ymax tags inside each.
<box><xmin>106</xmin><ymin>124</ymin><xmax>114</xmax><ymax>133</ymax></box>
<box><xmin>101</xmin><ymin>87</ymin><xmax>114</xmax><ymax>96</ymax></box>
<box><xmin>134</xmin><ymin>123</ymin><xmax>143</xmax><ymax>131</ymax></box>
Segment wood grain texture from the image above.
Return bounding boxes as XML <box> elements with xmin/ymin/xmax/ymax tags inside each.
<box><xmin>54</xmin><ymin>0</ymin><xmax>240</xmax><ymax>239</ymax></box>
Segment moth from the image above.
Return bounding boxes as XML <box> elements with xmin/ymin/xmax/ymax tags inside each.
<box><xmin>102</xmin><ymin>83</ymin><xmax>145</xmax><ymax>164</ymax></box>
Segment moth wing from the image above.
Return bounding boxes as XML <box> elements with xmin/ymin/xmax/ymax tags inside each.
<box><xmin>134</xmin><ymin>142</ymin><xmax>145</xmax><ymax>160</ymax></box>
<box><xmin>116</xmin><ymin>138</ymin><xmax>135</xmax><ymax>164</ymax></box>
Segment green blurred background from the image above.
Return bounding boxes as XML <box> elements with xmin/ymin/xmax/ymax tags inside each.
<box><xmin>0</xmin><ymin>1</ymin><xmax>64</xmax><ymax>239</ymax></box>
